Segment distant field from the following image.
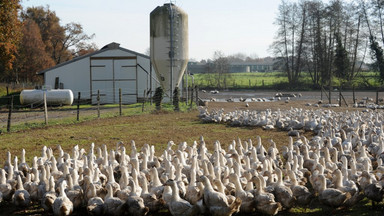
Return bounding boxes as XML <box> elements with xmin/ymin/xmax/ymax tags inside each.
<box><xmin>187</xmin><ymin>71</ymin><xmax>382</xmax><ymax>89</ymax></box>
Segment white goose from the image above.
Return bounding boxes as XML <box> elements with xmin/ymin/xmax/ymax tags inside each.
<box><xmin>287</xmin><ymin>170</ymin><xmax>313</xmax><ymax>207</ymax></box>
<box><xmin>228</xmin><ymin>173</ymin><xmax>255</xmax><ymax>213</ymax></box>
<box><xmin>251</xmin><ymin>175</ymin><xmax>281</xmax><ymax>215</ymax></box>
<box><xmin>12</xmin><ymin>174</ymin><xmax>31</xmax><ymax>207</ymax></box>
<box><xmin>318</xmin><ymin>175</ymin><xmax>350</xmax><ymax>209</ymax></box>
<box><xmin>41</xmin><ymin>176</ymin><xmax>57</xmax><ymax>212</ymax></box>
<box><xmin>106</xmin><ymin>165</ymin><xmax>120</xmax><ymax>195</ymax></box>
<box><xmin>86</xmin><ymin>182</ymin><xmax>104</xmax><ymax>216</ymax></box>
<box><xmin>164</xmin><ymin>179</ymin><xmax>199</xmax><ymax>216</ymax></box>
<box><xmin>272</xmin><ymin>167</ymin><xmax>296</xmax><ymax>209</ymax></box>
<box><xmin>0</xmin><ymin>169</ymin><xmax>12</xmax><ymax>201</ymax></box>
<box><xmin>53</xmin><ymin>180</ymin><xmax>73</xmax><ymax>216</ymax></box>
<box><xmin>66</xmin><ymin>173</ymin><xmax>83</xmax><ymax>210</ymax></box>
<box><xmin>104</xmin><ymin>183</ymin><xmax>124</xmax><ymax>216</ymax></box>
<box><xmin>139</xmin><ymin>174</ymin><xmax>165</xmax><ymax>213</ymax></box>
<box><xmin>122</xmin><ymin>179</ymin><xmax>149</xmax><ymax>216</ymax></box>
<box><xmin>199</xmin><ymin>175</ymin><xmax>242</xmax><ymax>216</ymax></box>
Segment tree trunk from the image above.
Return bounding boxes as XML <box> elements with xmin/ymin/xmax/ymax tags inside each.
<box><xmin>295</xmin><ymin>4</ymin><xmax>307</xmax><ymax>83</ymax></box>
<box><xmin>350</xmin><ymin>15</ymin><xmax>361</xmax><ymax>81</ymax></box>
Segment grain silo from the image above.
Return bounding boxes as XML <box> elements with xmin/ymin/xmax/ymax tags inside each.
<box><xmin>150</xmin><ymin>3</ymin><xmax>189</xmax><ymax>99</ymax></box>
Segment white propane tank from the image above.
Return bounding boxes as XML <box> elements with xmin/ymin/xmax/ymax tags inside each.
<box><xmin>20</xmin><ymin>89</ymin><xmax>74</xmax><ymax>106</ymax></box>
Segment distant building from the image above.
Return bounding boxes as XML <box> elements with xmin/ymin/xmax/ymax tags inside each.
<box><xmin>188</xmin><ymin>57</ymin><xmax>276</xmax><ymax>74</ymax></box>
<box><xmin>188</xmin><ymin>61</ymin><xmax>213</xmax><ymax>74</ymax></box>
<box><xmin>229</xmin><ymin>61</ymin><xmax>275</xmax><ymax>73</ymax></box>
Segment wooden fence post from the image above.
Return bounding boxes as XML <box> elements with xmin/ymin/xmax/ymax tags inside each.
<box><xmin>97</xmin><ymin>90</ymin><xmax>100</xmax><ymax>118</ymax></box>
<box><xmin>339</xmin><ymin>87</ymin><xmax>342</xmax><ymax>107</ymax></box>
<box><xmin>142</xmin><ymin>90</ymin><xmax>146</xmax><ymax>112</ymax></box>
<box><xmin>190</xmin><ymin>86</ymin><xmax>194</xmax><ymax>108</ymax></box>
<box><xmin>329</xmin><ymin>86</ymin><xmax>331</xmax><ymax>104</ymax></box>
<box><xmin>6</xmin><ymin>86</ymin><xmax>9</xmax><ymax>96</ymax></box>
<box><xmin>44</xmin><ymin>91</ymin><xmax>48</xmax><ymax>125</ymax></box>
<box><xmin>188</xmin><ymin>87</ymin><xmax>191</xmax><ymax>105</ymax></box>
<box><xmin>77</xmin><ymin>92</ymin><xmax>81</xmax><ymax>121</ymax></box>
<box><xmin>119</xmin><ymin>88</ymin><xmax>122</xmax><ymax>116</ymax></box>
<box><xmin>7</xmin><ymin>95</ymin><xmax>13</xmax><ymax>132</ymax></box>
<box><xmin>195</xmin><ymin>86</ymin><xmax>199</xmax><ymax>105</ymax></box>
<box><xmin>376</xmin><ymin>89</ymin><xmax>379</xmax><ymax>105</ymax></box>
<box><xmin>321</xmin><ymin>85</ymin><xmax>323</xmax><ymax>101</ymax></box>
<box><xmin>353</xmin><ymin>86</ymin><xmax>356</xmax><ymax>104</ymax></box>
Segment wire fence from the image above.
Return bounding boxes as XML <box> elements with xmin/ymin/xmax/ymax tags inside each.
<box><xmin>0</xmin><ymin>94</ymin><xmax>115</xmax><ymax>132</ymax></box>
<box><xmin>0</xmin><ymin>86</ymin><xmax>201</xmax><ymax>133</ymax></box>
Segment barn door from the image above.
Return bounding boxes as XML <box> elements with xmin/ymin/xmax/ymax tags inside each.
<box><xmin>114</xmin><ymin>59</ymin><xmax>137</xmax><ymax>104</ymax></box>
<box><xmin>90</xmin><ymin>57</ymin><xmax>137</xmax><ymax>104</ymax></box>
<box><xmin>90</xmin><ymin>59</ymin><xmax>114</xmax><ymax>104</ymax></box>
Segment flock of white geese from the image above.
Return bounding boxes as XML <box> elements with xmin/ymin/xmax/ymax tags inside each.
<box><xmin>199</xmin><ymin>107</ymin><xmax>326</xmax><ymax>131</ymax></box>
<box><xmin>1</xmin><ymin>108</ymin><xmax>384</xmax><ymax>215</ymax></box>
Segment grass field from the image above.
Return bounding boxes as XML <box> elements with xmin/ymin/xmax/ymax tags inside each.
<box><xmin>188</xmin><ymin>71</ymin><xmax>382</xmax><ymax>90</ymax></box>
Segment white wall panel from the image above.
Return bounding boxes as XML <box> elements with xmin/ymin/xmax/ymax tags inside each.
<box><xmin>114</xmin><ymin>59</ymin><xmax>136</xmax><ymax>80</ymax></box>
<box><xmin>91</xmin><ymin>60</ymin><xmax>113</xmax><ymax>80</ymax></box>
<box><xmin>92</xmin><ymin>81</ymin><xmax>114</xmax><ymax>104</ymax></box>
<box><xmin>115</xmin><ymin>80</ymin><xmax>136</xmax><ymax>104</ymax></box>
<box><xmin>44</xmin><ymin>57</ymin><xmax>90</xmax><ymax>99</ymax></box>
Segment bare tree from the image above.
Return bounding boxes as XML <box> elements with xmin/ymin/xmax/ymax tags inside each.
<box><xmin>271</xmin><ymin>0</ymin><xmax>305</xmax><ymax>86</ymax></box>
<box><xmin>272</xmin><ymin>0</ymin><xmax>368</xmax><ymax>88</ymax></box>
<box><xmin>213</xmin><ymin>51</ymin><xmax>230</xmax><ymax>89</ymax></box>
<box><xmin>52</xmin><ymin>22</ymin><xmax>95</xmax><ymax>64</ymax></box>
<box><xmin>363</xmin><ymin>0</ymin><xmax>384</xmax><ymax>83</ymax></box>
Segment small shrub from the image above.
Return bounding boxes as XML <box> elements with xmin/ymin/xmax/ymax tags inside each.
<box><xmin>153</xmin><ymin>87</ymin><xmax>163</xmax><ymax>111</ymax></box>
<box><xmin>173</xmin><ymin>87</ymin><xmax>180</xmax><ymax>111</ymax></box>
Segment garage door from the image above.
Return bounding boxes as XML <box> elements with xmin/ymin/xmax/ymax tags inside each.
<box><xmin>90</xmin><ymin>57</ymin><xmax>137</xmax><ymax>104</ymax></box>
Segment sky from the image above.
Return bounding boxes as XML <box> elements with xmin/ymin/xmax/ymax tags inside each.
<box><xmin>21</xmin><ymin>0</ymin><xmax>281</xmax><ymax>61</ymax></box>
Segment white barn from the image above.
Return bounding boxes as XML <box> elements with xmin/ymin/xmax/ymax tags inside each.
<box><xmin>38</xmin><ymin>42</ymin><xmax>160</xmax><ymax>104</ymax></box>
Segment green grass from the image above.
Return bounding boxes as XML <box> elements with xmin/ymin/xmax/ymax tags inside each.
<box><xmin>1</xmin><ymin>102</ymin><xmax>197</xmax><ymax>133</ymax></box>
<box><xmin>191</xmin><ymin>72</ymin><xmax>291</xmax><ymax>89</ymax></box>
<box><xmin>187</xmin><ymin>71</ymin><xmax>383</xmax><ymax>90</ymax></box>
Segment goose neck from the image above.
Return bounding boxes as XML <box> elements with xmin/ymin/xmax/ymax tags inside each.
<box><xmin>60</xmin><ymin>182</ymin><xmax>67</xmax><ymax>198</ymax></box>
<box><xmin>106</xmin><ymin>185</ymin><xmax>113</xmax><ymax>199</ymax></box>
<box><xmin>319</xmin><ymin>175</ymin><xmax>326</xmax><ymax>192</ymax></box>
<box><xmin>171</xmin><ymin>183</ymin><xmax>180</xmax><ymax>201</ymax></box>
<box><xmin>141</xmin><ymin>177</ymin><xmax>149</xmax><ymax>194</ymax></box>
<box><xmin>108</xmin><ymin>166</ymin><xmax>115</xmax><ymax>183</ymax></box>
<box><xmin>151</xmin><ymin>169</ymin><xmax>162</xmax><ymax>187</ymax></box>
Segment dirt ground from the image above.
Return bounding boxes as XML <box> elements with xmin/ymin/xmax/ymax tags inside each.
<box><xmin>0</xmin><ymin>90</ymin><xmax>383</xmax><ymax>129</ymax></box>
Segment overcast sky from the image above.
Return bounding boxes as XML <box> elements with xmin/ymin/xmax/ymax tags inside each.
<box><xmin>21</xmin><ymin>0</ymin><xmax>281</xmax><ymax>60</ymax></box>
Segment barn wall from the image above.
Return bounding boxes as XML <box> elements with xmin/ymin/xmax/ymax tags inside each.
<box><xmin>44</xmin><ymin>57</ymin><xmax>90</xmax><ymax>99</ymax></box>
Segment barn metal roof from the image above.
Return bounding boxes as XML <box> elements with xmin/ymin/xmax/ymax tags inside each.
<box><xmin>37</xmin><ymin>42</ymin><xmax>150</xmax><ymax>75</ymax></box>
